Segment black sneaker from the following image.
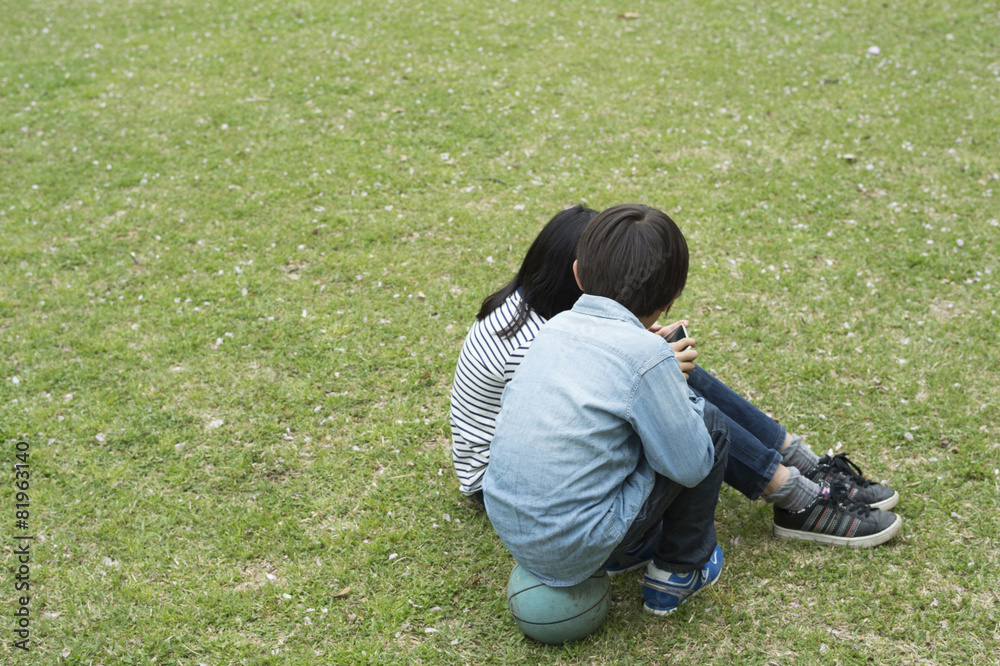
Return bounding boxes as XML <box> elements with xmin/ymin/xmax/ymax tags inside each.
<box><xmin>773</xmin><ymin>482</ymin><xmax>902</xmax><ymax>548</ymax></box>
<box><xmin>808</xmin><ymin>453</ymin><xmax>899</xmax><ymax>510</ymax></box>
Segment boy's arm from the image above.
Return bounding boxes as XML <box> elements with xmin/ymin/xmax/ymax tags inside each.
<box><xmin>630</xmin><ymin>358</ymin><xmax>715</xmax><ymax>488</ymax></box>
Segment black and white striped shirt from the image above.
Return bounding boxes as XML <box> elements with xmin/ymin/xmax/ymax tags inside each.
<box><xmin>449</xmin><ymin>290</ymin><xmax>545</xmax><ymax>495</ymax></box>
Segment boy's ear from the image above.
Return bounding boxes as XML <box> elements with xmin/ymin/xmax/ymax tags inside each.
<box><xmin>572</xmin><ymin>260</ymin><xmax>584</xmax><ymax>290</ymax></box>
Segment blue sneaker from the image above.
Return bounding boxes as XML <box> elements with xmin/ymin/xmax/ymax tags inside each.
<box><xmin>605</xmin><ymin>526</ymin><xmax>661</xmax><ymax>577</ymax></box>
<box><xmin>641</xmin><ymin>545</ymin><xmax>723</xmax><ymax>616</ymax></box>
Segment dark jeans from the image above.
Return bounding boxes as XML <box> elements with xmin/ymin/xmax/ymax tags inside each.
<box><xmin>688</xmin><ymin>365</ymin><xmax>786</xmax><ymax>501</ymax></box>
<box><xmin>604</xmin><ymin>402</ymin><xmax>730</xmax><ymax>574</ymax></box>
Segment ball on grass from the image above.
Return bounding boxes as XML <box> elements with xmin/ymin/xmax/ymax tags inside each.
<box><xmin>506</xmin><ymin>564</ymin><xmax>610</xmax><ymax>645</ymax></box>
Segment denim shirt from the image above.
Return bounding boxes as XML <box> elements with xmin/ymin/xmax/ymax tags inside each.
<box><xmin>482</xmin><ymin>295</ymin><xmax>714</xmax><ymax>586</ymax></box>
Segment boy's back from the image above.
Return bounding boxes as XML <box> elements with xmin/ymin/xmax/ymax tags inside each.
<box><xmin>483</xmin><ymin>293</ymin><xmax>713</xmax><ymax>586</ymax></box>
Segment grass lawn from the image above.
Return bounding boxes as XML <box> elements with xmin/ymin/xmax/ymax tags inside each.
<box><xmin>2</xmin><ymin>0</ymin><xmax>998</xmax><ymax>662</ymax></box>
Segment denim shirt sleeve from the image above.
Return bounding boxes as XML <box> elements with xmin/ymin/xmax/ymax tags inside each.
<box><xmin>629</xmin><ymin>357</ymin><xmax>715</xmax><ymax>488</ymax></box>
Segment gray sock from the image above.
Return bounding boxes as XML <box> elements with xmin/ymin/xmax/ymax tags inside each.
<box><xmin>762</xmin><ymin>467</ymin><xmax>820</xmax><ymax>512</ymax></box>
<box><xmin>781</xmin><ymin>434</ymin><xmax>820</xmax><ymax>476</ymax></box>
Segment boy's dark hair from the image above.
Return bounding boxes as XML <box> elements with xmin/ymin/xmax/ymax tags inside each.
<box><xmin>575</xmin><ymin>203</ymin><xmax>688</xmax><ymax>318</ymax></box>
<box><xmin>477</xmin><ymin>205</ymin><xmax>598</xmax><ymax>338</ymax></box>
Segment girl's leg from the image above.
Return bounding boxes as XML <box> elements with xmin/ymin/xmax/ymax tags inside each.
<box><xmin>686</xmin><ymin>366</ymin><xmax>792</xmax><ymax>500</ymax></box>
<box><xmin>718</xmin><ymin>410</ymin><xmax>784</xmax><ymax>500</ymax></box>
<box><xmin>687</xmin><ymin>366</ymin><xmax>822</xmax><ymax>475</ymax></box>
<box><xmin>687</xmin><ymin>365</ymin><xmax>786</xmax><ymax>454</ymax></box>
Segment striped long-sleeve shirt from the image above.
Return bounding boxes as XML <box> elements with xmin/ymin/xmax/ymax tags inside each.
<box><xmin>449</xmin><ymin>290</ymin><xmax>545</xmax><ymax>496</ymax></box>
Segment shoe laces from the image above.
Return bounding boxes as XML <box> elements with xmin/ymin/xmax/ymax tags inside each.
<box><xmin>819</xmin><ymin>453</ymin><xmax>873</xmax><ymax>488</ymax></box>
<box><xmin>825</xmin><ymin>481</ymin><xmax>873</xmax><ymax>517</ymax></box>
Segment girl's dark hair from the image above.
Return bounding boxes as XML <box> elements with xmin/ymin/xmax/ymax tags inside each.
<box><xmin>576</xmin><ymin>204</ymin><xmax>688</xmax><ymax>318</ymax></box>
<box><xmin>476</xmin><ymin>205</ymin><xmax>598</xmax><ymax>338</ymax></box>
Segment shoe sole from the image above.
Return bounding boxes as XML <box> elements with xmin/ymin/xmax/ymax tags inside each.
<box><xmin>642</xmin><ymin>570</ymin><xmax>722</xmax><ymax>616</ymax></box>
<box><xmin>772</xmin><ymin>513</ymin><xmax>902</xmax><ymax>548</ymax></box>
<box><xmin>869</xmin><ymin>490</ymin><xmax>899</xmax><ymax>511</ymax></box>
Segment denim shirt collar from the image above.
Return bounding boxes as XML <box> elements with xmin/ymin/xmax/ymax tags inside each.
<box><xmin>571</xmin><ymin>294</ymin><xmax>646</xmax><ymax>329</ymax></box>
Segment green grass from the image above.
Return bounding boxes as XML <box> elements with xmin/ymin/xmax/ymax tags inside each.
<box><xmin>2</xmin><ymin>0</ymin><xmax>998</xmax><ymax>663</ymax></box>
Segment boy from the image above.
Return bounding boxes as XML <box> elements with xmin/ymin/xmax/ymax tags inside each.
<box><xmin>482</xmin><ymin>203</ymin><xmax>730</xmax><ymax>615</ymax></box>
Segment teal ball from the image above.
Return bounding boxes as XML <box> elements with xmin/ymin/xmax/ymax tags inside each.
<box><xmin>506</xmin><ymin>564</ymin><xmax>610</xmax><ymax>645</ymax></box>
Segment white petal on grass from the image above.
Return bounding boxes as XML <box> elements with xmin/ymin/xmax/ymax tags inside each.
<box><xmin>867</xmin><ymin>45</ymin><xmax>881</xmax><ymax>55</ymax></box>
<box><xmin>96</xmin><ymin>433</ymin><xmax>106</xmax><ymax>442</ymax></box>
<box><xmin>207</xmin><ymin>419</ymin><xmax>224</xmax><ymax>429</ymax></box>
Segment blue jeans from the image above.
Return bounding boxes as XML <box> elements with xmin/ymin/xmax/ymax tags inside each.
<box><xmin>603</xmin><ymin>403</ymin><xmax>730</xmax><ymax>574</ymax></box>
<box><xmin>687</xmin><ymin>365</ymin><xmax>786</xmax><ymax>501</ymax></box>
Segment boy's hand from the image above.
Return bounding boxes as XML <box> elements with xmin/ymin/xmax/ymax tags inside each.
<box><xmin>672</xmin><ymin>344</ymin><xmax>697</xmax><ymax>379</ymax></box>
<box><xmin>650</xmin><ymin>320</ymin><xmax>697</xmax><ymax>379</ymax></box>
<box><xmin>648</xmin><ymin>319</ymin><xmax>687</xmax><ymax>337</ymax></box>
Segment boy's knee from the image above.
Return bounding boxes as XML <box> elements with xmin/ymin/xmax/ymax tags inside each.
<box><xmin>701</xmin><ymin>403</ymin><xmax>730</xmax><ymax>461</ymax></box>
<box><xmin>701</xmin><ymin>403</ymin><xmax>728</xmax><ymax>437</ymax></box>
